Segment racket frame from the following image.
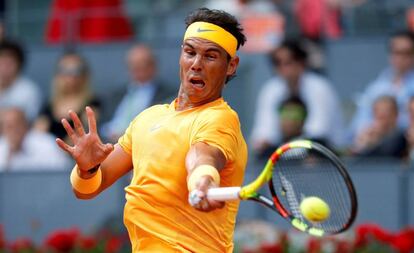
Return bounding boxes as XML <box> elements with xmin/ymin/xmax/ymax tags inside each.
<box><xmin>267</xmin><ymin>140</ymin><xmax>358</xmax><ymax>236</ymax></box>
<box><xmin>195</xmin><ymin>140</ymin><xmax>358</xmax><ymax>237</ymax></box>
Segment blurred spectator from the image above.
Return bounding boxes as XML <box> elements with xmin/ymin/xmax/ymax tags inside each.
<box><xmin>293</xmin><ymin>0</ymin><xmax>366</xmax><ymax>40</ymax></box>
<box><xmin>406</xmin><ymin>5</ymin><xmax>414</xmax><ymax>32</ymax></box>
<box><xmin>350</xmin><ymin>31</ymin><xmax>414</xmax><ymax>139</ymax></box>
<box><xmin>351</xmin><ymin>95</ymin><xmax>406</xmax><ymax>158</ymax></box>
<box><xmin>250</xmin><ymin>38</ymin><xmax>345</xmax><ymax>155</ymax></box>
<box><xmin>405</xmin><ymin>96</ymin><xmax>414</xmax><ymax>161</ymax></box>
<box><xmin>0</xmin><ymin>40</ymin><xmax>41</xmax><ymax>121</ymax></box>
<box><xmin>278</xmin><ymin>96</ymin><xmax>307</xmax><ymax>142</ymax></box>
<box><xmin>46</xmin><ymin>0</ymin><xmax>133</xmax><ymax>44</ymax></box>
<box><xmin>0</xmin><ymin>0</ymin><xmax>4</xmax><ymax>20</ymax></box>
<box><xmin>291</xmin><ymin>0</ymin><xmax>366</xmax><ymax>72</ymax></box>
<box><xmin>101</xmin><ymin>44</ymin><xmax>175</xmax><ymax>142</ymax></box>
<box><xmin>0</xmin><ymin>107</ymin><xmax>70</xmax><ymax>171</ymax></box>
<box><xmin>205</xmin><ymin>0</ymin><xmax>285</xmax><ymax>53</ymax></box>
<box><xmin>34</xmin><ymin>52</ymin><xmax>101</xmax><ymax>142</ymax></box>
<box><xmin>0</xmin><ymin>21</ymin><xmax>5</xmax><ymax>42</ymax></box>
<box><xmin>205</xmin><ymin>0</ymin><xmax>276</xmax><ymax>17</ymax></box>
<box><xmin>258</xmin><ymin>96</ymin><xmax>308</xmax><ymax>158</ymax></box>
<box><xmin>294</xmin><ymin>0</ymin><xmax>342</xmax><ymax>40</ymax></box>
<box><xmin>293</xmin><ymin>0</ymin><xmax>341</xmax><ymax>73</ymax></box>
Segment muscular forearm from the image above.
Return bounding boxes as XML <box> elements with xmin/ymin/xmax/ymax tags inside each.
<box><xmin>185</xmin><ymin>142</ymin><xmax>227</xmax><ymax>211</ymax></box>
<box><xmin>185</xmin><ymin>142</ymin><xmax>226</xmax><ymax>173</ymax></box>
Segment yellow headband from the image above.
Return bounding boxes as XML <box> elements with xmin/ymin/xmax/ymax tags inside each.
<box><xmin>183</xmin><ymin>21</ymin><xmax>238</xmax><ymax>57</ymax></box>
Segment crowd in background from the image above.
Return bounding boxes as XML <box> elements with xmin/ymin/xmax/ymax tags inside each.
<box><xmin>0</xmin><ymin>38</ymin><xmax>176</xmax><ymax>172</ymax></box>
<box><xmin>252</xmin><ymin>30</ymin><xmax>414</xmax><ymax>161</ymax></box>
<box><xmin>1</xmin><ymin>0</ymin><xmax>414</xmax><ymax>172</ymax></box>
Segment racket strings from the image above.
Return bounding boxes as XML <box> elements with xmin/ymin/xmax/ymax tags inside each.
<box><xmin>272</xmin><ymin>147</ymin><xmax>353</xmax><ymax>233</ymax></box>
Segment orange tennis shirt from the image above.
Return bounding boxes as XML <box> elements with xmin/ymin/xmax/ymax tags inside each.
<box><xmin>118</xmin><ymin>97</ymin><xmax>248</xmax><ymax>252</ymax></box>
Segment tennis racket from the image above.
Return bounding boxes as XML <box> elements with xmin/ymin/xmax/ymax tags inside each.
<box><xmin>189</xmin><ymin>140</ymin><xmax>358</xmax><ymax>236</ymax></box>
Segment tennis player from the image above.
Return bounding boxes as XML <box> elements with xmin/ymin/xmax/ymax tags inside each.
<box><xmin>56</xmin><ymin>8</ymin><xmax>247</xmax><ymax>252</ymax></box>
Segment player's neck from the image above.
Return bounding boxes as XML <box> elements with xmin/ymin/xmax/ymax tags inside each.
<box><xmin>176</xmin><ymin>89</ymin><xmax>221</xmax><ymax>111</ymax></box>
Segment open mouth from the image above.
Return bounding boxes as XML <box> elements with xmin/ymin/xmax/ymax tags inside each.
<box><xmin>189</xmin><ymin>78</ymin><xmax>205</xmax><ymax>89</ymax></box>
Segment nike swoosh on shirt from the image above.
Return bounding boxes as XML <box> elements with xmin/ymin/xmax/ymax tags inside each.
<box><xmin>150</xmin><ymin>124</ymin><xmax>162</xmax><ymax>132</ymax></box>
<box><xmin>197</xmin><ymin>28</ymin><xmax>215</xmax><ymax>33</ymax></box>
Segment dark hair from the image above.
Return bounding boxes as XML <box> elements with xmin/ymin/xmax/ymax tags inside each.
<box><xmin>270</xmin><ymin>38</ymin><xmax>308</xmax><ymax>66</ymax></box>
<box><xmin>0</xmin><ymin>40</ymin><xmax>25</xmax><ymax>71</ymax></box>
<box><xmin>388</xmin><ymin>30</ymin><xmax>414</xmax><ymax>50</ymax></box>
<box><xmin>185</xmin><ymin>8</ymin><xmax>247</xmax><ymax>51</ymax></box>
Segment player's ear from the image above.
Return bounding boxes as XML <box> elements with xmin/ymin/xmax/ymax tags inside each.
<box><xmin>226</xmin><ymin>56</ymin><xmax>239</xmax><ymax>77</ymax></box>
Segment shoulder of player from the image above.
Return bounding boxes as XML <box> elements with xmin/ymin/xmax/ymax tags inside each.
<box><xmin>197</xmin><ymin>102</ymin><xmax>241</xmax><ymax>127</ymax></box>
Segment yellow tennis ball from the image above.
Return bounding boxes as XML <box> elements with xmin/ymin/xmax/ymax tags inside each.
<box><xmin>300</xmin><ymin>196</ymin><xmax>330</xmax><ymax>222</ymax></box>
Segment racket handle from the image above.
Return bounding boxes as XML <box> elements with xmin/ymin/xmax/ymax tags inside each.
<box><xmin>207</xmin><ymin>187</ymin><xmax>241</xmax><ymax>201</ymax></box>
<box><xmin>189</xmin><ymin>187</ymin><xmax>242</xmax><ymax>206</ymax></box>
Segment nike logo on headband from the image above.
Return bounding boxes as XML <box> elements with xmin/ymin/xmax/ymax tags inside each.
<box><xmin>197</xmin><ymin>28</ymin><xmax>215</xmax><ymax>33</ymax></box>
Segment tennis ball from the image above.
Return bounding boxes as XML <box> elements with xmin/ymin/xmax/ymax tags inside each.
<box><xmin>300</xmin><ymin>196</ymin><xmax>330</xmax><ymax>222</ymax></box>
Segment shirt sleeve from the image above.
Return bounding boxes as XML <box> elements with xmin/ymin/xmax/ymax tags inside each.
<box><xmin>117</xmin><ymin>118</ymin><xmax>135</xmax><ymax>155</ymax></box>
<box><xmin>191</xmin><ymin>110</ymin><xmax>241</xmax><ymax>163</ymax></box>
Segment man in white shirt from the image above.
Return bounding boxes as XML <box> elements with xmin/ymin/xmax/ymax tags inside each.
<box><xmin>0</xmin><ymin>107</ymin><xmax>69</xmax><ymax>172</ymax></box>
<box><xmin>0</xmin><ymin>40</ymin><xmax>41</xmax><ymax>122</ymax></box>
<box><xmin>251</xmin><ymin>39</ymin><xmax>344</xmax><ymax>155</ymax></box>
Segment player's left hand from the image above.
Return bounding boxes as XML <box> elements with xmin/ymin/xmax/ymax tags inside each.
<box><xmin>189</xmin><ymin>175</ymin><xmax>225</xmax><ymax>212</ymax></box>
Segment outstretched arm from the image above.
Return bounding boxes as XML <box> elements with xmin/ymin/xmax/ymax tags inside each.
<box><xmin>56</xmin><ymin>107</ymin><xmax>133</xmax><ymax>199</ymax></box>
<box><xmin>186</xmin><ymin>142</ymin><xmax>226</xmax><ymax>212</ymax></box>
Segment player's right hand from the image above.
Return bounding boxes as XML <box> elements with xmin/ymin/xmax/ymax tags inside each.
<box><xmin>189</xmin><ymin>175</ymin><xmax>225</xmax><ymax>212</ymax></box>
<box><xmin>56</xmin><ymin>106</ymin><xmax>114</xmax><ymax>172</ymax></box>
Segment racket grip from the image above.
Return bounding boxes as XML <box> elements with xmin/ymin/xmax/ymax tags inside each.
<box><xmin>207</xmin><ymin>187</ymin><xmax>241</xmax><ymax>201</ymax></box>
<box><xmin>188</xmin><ymin>187</ymin><xmax>241</xmax><ymax>206</ymax></box>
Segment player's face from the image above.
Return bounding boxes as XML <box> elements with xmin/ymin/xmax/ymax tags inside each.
<box><xmin>179</xmin><ymin>37</ymin><xmax>238</xmax><ymax>107</ymax></box>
